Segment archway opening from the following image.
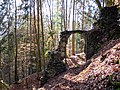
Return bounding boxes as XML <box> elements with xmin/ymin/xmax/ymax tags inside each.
<box><xmin>66</xmin><ymin>33</ymin><xmax>85</xmax><ymax>57</ymax></box>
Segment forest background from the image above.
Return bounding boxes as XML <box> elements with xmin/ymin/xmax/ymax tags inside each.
<box><xmin>0</xmin><ymin>0</ymin><xmax>119</xmax><ymax>89</ymax></box>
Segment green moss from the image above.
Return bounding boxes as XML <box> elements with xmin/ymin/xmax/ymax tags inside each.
<box><xmin>116</xmin><ymin>88</ymin><xmax>120</xmax><ymax>90</ymax></box>
<box><xmin>108</xmin><ymin>75</ymin><xmax>120</xmax><ymax>89</ymax></box>
<box><xmin>94</xmin><ymin>44</ymin><xmax>100</xmax><ymax>53</ymax></box>
<box><xmin>112</xmin><ymin>82</ymin><xmax>120</xmax><ymax>87</ymax></box>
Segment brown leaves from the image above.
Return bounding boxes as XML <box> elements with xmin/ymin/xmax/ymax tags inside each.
<box><xmin>38</xmin><ymin>39</ymin><xmax>120</xmax><ymax>90</ymax></box>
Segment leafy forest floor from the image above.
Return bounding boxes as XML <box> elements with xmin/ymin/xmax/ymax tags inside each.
<box><xmin>9</xmin><ymin>39</ymin><xmax>120</xmax><ymax>90</ymax></box>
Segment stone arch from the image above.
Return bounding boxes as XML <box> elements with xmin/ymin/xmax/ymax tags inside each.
<box><xmin>57</xmin><ymin>30</ymin><xmax>88</xmax><ymax>60</ymax></box>
<box><xmin>40</xmin><ymin>30</ymin><xmax>88</xmax><ymax>86</ymax></box>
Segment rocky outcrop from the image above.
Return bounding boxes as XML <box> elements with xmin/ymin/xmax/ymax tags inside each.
<box><xmin>86</xmin><ymin>5</ymin><xmax>120</xmax><ymax>59</ymax></box>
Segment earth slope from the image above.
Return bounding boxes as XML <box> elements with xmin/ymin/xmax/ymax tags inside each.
<box><xmin>9</xmin><ymin>39</ymin><xmax>120</xmax><ymax>90</ymax></box>
<box><xmin>39</xmin><ymin>39</ymin><xmax>120</xmax><ymax>90</ymax></box>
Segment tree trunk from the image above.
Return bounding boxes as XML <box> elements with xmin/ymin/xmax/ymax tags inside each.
<box><xmin>25</xmin><ymin>0</ymin><xmax>29</xmax><ymax>87</ymax></box>
<box><xmin>40</xmin><ymin>0</ymin><xmax>45</xmax><ymax>70</ymax></box>
<box><xmin>14</xmin><ymin>0</ymin><xmax>18</xmax><ymax>83</ymax></box>
<box><xmin>33</xmin><ymin>0</ymin><xmax>38</xmax><ymax>72</ymax></box>
<box><xmin>0</xmin><ymin>42</ymin><xmax>2</xmax><ymax>89</ymax></box>
<box><xmin>68</xmin><ymin>0</ymin><xmax>72</xmax><ymax>56</ymax></box>
<box><xmin>29</xmin><ymin>0</ymin><xmax>33</xmax><ymax>75</ymax></box>
<box><xmin>65</xmin><ymin>0</ymin><xmax>67</xmax><ymax>30</ymax></box>
<box><xmin>72</xmin><ymin>0</ymin><xmax>75</xmax><ymax>55</ymax></box>
<box><xmin>7</xmin><ymin>0</ymin><xmax>11</xmax><ymax>85</ymax></box>
<box><xmin>82</xmin><ymin>0</ymin><xmax>85</xmax><ymax>31</ymax></box>
<box><xmin>37</xmin><ymin>0</ymin><xmax>41</xmax><ymax>72</ymax></box>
